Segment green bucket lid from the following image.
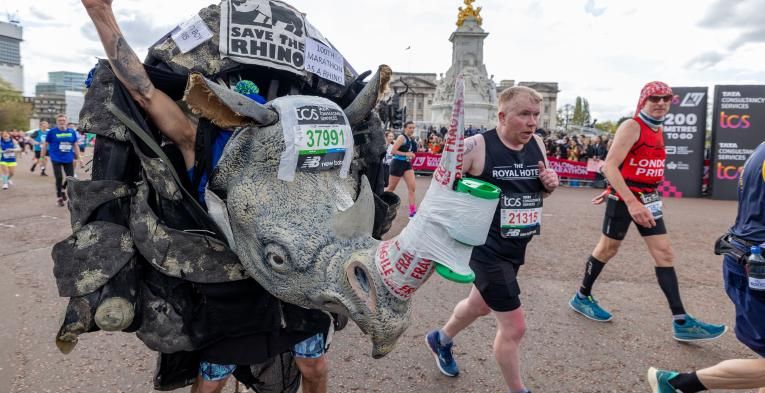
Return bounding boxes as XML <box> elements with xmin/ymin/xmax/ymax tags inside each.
<box><xmin>455</xmin><ymin>178</ymin><xmax>501</xmax><ymax>200</ymax></box>
<box><xmin>435</xmin><ymin>263</ymin><xmax>475</xmax><ymax>284</ymax></box>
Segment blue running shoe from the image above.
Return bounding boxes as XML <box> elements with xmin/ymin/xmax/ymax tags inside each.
<box><xmin>569</xmin><ymin>293</ymin><xmax>613</xmax><ymax>322</ymax></box>
<box><xmin>647</xmin><ymin>367</ymin><xmax>679</xmax><ymax>393</ymax></box>
<box><xmin>672</xmin><ymin>314</ymin><xmax>727</xmax><ymax>342</ymax></box>
<box><xmin>425</xmin><ymin>330</ymin><xmax>459</xmax><ymax>377</ymax></box>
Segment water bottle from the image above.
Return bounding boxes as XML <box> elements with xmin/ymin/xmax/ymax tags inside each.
<box><xmin>748</xmin><ymin>246</ymin><xmax>765</xmax><ymax>292</ymax></box>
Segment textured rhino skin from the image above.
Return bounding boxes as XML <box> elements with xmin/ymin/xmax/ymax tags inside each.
<box><xmin>78</xmin><ymin>60</ymin><xmax>129</xmax><ymax>142</ymax></box>
<box><xmin>60</xmin><ymin>0</ymin><xmax>413</xmax><ymax>361</ymax></box>
<box><xmin>208</xmin><ymin>113</ymin><xmax>412</xmax><ymax>357</ymax></box>
<box><xmin>52</xmin><ymin>221</ymin><xmax>135</xmax><ymax>297</ymax></box>
<box><xmin>210</xmin><ymin>124</ymin><xmax>368</xmax><ymax>307</ymax></box>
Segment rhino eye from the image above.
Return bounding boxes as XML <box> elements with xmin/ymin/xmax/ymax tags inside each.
<box><xmin>354</xmin><ymin>266</ymin><xmax>369</xmax><ymax>294</ymax></box>
<box><xmin>264</xmin><ymin>243</ymin><xmax>290</xmax><ymax>272</ymax></box>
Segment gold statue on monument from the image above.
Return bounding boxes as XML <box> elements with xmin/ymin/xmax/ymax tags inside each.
<box><xmin>457</xmin><ymin>0</ymin><xmax>483</xmax><ymax>27</ymax></box>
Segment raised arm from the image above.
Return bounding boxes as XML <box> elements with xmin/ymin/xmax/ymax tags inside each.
<box><xmin>82</xmin><ymin>0</ymin><xmax>196</xmax><ymax>168</ymax></box>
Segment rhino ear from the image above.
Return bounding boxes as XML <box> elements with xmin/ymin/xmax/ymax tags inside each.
<box><xmin>332</xmin><ymin>176</ymin><xmax>375</xmax><ymax>239</ymax></box>
<box><xmin>343</xmin><ymin>65</ymin><xmax>392</xmax><ymax>129</ymax></box>
<box><xmin>184</xmin><ymin>73</ymin><xmax>278</xmax><ymax>128</ymax></box>
<box><xmin>205</xmin><ymin>188</ymin><xmax>237</xmax><ymax>249</ymax></box>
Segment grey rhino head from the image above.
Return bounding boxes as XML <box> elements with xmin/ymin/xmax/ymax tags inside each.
<box><xmin>186</xmin><ymin>65</ymin><xmax>418</xmax><ymax>357</ymax></box>
<box><xmin>211</xmin><ymin>126</ymin><xmax>407</xmax><ymax>357</ymax></box>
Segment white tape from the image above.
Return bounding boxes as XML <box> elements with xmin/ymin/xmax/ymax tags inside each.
<box><xmin>374</xmin><ymin>181</ymin><xmax>497</xmax><ymax>300</ymax></box>
<box><xmin>374</xmin><ymin>74</ymin><xmax>498</xmax><ymax>300</ymax></box>
<box><xmin>270</xmin><ymin>96</ymin><xmax>353</xmax><ymax>182</ymax></box>
<box><xmin>172</xmin><ymin>14</ymin><xmax>213</xmax><ymax>54</ymax></box>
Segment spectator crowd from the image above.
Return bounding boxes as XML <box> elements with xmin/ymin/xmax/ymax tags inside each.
<box><xmin>386</xmin><ymin>124</ymin><xmax>613</xmax><ymax>161</ymax></box>
<box><xmin>542</xmin><ymin>131</ymin><xmax>611</xmax><ymax>162</ymax></box>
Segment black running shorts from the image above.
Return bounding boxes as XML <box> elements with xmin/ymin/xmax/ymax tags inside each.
<box><xmin>389</xmin><ymin>159</ymin><xmax>412</xmax><ymax>177</ymax></box>
<box><xmin>469</xmin><ymin>243</ymin><xmax>527</xmax><ymax>312</ymax></box>
<box><xmin>602</xmin><ymin>197</ymin><xmax>667</xmax><ymax>240</ymax></box>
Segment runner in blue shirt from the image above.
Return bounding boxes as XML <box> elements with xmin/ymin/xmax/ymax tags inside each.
<box><xmin>40</xmin><ymin>114</ymin><xmax>82</xmax><ymax>206</ymax></box>
<box><xmin>30</xmin><ymin>120</ymin><xmax>49</xmax><ymax>175</ymax></box>
<box><xmin>0</xmin><ymin>131</ymin><xmax>21</xmax><ymax>189</ymax></box>
<box><xmin>648</xmin><ymin>141</ymin><xmax>765</xmax><ymax>392</ymax></box>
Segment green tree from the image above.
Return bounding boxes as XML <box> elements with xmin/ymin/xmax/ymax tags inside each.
<box><xmin>594</xmin><ymin>120</ymin><xmax>618</xmax><ymax>134</ymax></box>
<box><xmin>0</xmin><ymin>78</ymin><xmax>30</xmax><ymax>130</ymax></box>
<box><xmin>558</xmin><ymin>103</ymin><xmax>573</xmax><ymax>130</ymax></box>
<box><xmin>572</xmin><ymin>97</ymin><xmax>583</xmax><ymax>126</ymax></box>
<box><xmin>582</xmin><ymin>98</ymin><xmax>591</xmax><ymax>126</ymax></box>
<box><xmin>571</xmin><ymin>96</ymin><xmax>592</xmax><ymax>126</ymax></box>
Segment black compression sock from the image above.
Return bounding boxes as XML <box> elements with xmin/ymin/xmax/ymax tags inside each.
<box><xmin>579</xmin><ymin>256</ymin><xmax>606</xmax><ymax>296</ymax></box>
<box><xmin>655</xmin><ymin>267</ymin><xmax>687</xmax><ymax>318</ymax></box>
<box><xmin>668</xmin><ymin>372</ymin><xmax>706</xmax><ymax>393</ymax></box>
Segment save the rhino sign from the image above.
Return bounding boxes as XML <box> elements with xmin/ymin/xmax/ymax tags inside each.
<box><xmin>220</xmin><ymin>0</ymin><xmax>307</xmax><ymax>74</ymax></box>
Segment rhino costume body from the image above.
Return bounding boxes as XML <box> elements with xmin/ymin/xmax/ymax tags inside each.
<box><xmin>53</xmin><ymin>3</ymin><xmax>492</xmax><ymax>389</ymax></box>
<box><xmin>191</xmin><ymin>72</ymin><xmax>414</xmax><ymax>357</ymax></box>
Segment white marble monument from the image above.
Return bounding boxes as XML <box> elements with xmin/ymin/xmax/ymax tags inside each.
<box><xmin>431</xmin><ymin>0</ymin><xmax>497</xmax><ymax>128</ymax></box>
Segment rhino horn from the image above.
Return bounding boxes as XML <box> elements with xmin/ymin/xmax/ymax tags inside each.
<box><xmin>332</xmin><ymin>176</ymin><xmax>375</xmax><ymax>239</ymax></box>
<box><xmin>184</xmin><ymin>73</ymin><xmax>278</xmax><ymax>128</ymax></box>
<box><xmin>343</xmin><ymin>65</ymin><xmax>392</xmax><ymax>129</ymax></box>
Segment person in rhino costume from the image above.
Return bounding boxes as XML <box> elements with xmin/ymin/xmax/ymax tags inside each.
<box><xmin>82</xmin><ymin>1</ymin><xmax>329</xmax><ymax>392</ymax></box>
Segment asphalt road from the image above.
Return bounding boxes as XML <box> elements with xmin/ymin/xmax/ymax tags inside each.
<box><xmin>0</xmin><ymin>152</ymin><xmax>756</xmax><ymax>393</ymax></box>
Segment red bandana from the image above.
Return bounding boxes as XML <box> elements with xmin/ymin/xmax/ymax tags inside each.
<box><xmin>635</xmin><ymin>81</ymin><xmax>673</xmax><ymax>116</ymax></box>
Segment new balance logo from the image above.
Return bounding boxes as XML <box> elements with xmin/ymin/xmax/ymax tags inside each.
<box><xmin>680</xmin><ymin>92</ymin><xmax>705</xmax><ymax>107</ymax></box>
<box><xmin>301</xmin><ymin>156</ymin><xmax>321</xmax><ymax>168</ymax></box>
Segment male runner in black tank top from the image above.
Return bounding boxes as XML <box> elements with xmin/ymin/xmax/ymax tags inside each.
<box><xmin>425</xmin><ymin>86</ymin><xmax>559</xmax><ymax>393</ymax></box>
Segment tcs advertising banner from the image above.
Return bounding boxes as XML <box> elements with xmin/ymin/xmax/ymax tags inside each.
<box><xmin>711</xmin><ymin>85</ymin><xmax>765</xmax><ymax>200</ymax></box>
<box><xmin>662</xmin><ymin>87</ymin><xmax>708</xmax><ymax>198</ymax></box>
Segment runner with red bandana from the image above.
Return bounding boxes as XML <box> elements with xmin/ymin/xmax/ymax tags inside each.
<box><xmin>568</xmin><ymin>81</ymin><xmax>727</xmax><ymax>343</ymax></box>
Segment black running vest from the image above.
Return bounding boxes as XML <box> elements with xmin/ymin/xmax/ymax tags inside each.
<box><xmin>470</xmin><ymin>129</ymin><xmax>546</xmax><ymax>261</ymax></box>
<box><xmin>392</xmin><ymin>134</ymin><xmax>415</xmax><ymax>161</ymax></box>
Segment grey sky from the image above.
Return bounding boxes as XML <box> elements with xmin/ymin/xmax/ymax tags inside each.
<box><xmin>4</xmin><ymin>0</ymin><xmax>765</xmax><ymax>121</ymax></box>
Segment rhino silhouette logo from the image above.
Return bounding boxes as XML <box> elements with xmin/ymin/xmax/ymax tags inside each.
<box><xmin>231</xmin><ymin>0</ymin><xmax>305</xmax><ymax>37</ymax></box>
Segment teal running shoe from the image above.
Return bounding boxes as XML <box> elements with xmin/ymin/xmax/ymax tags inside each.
<box><xmin>672</xmin><ymin>314</ymin><xmax>727</xmax><ymax>342</ymax></box>
<box><xmin>647</xmin><ymin>367</ymin><xmax>679</xmax><ymax>393</ymax></box>
<box><xmin>569</xmin><ymin>293</ymin><xmax>613</xmax><ymax>322</ymax></box>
